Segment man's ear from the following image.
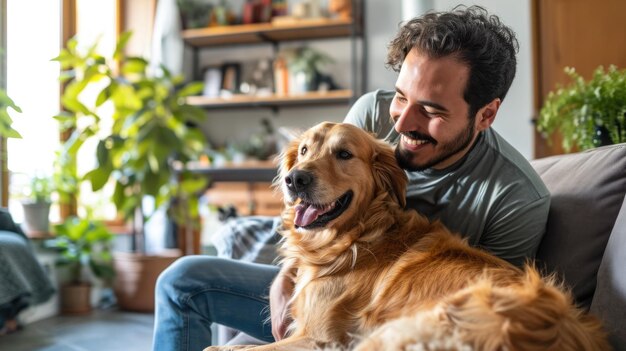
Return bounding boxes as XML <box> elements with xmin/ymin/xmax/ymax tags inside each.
<box><xmin>372</xmin><ymin>141</ymin><xmax>407</xmax><ymax>208</ymax></box>
<box><xmin>475</xmin><ymin>98</ymin><xmax>501</xmax><ymax>132</ymax></box>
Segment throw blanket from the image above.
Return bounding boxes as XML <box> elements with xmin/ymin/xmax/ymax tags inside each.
<box><xmin>0</xmin><ymin>209</ymin><xmax>55</xmax><ymax>322</ymax></box>
<box><xmin>211</xmin><ymin>215</ymin><xmax>282</xmax><ymax>265</ymax></box>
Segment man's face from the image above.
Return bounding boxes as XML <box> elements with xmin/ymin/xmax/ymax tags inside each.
<box><xmin>390</xmin><ymin>49</ymin><xmax>482</xmax><ymax>171</ymax></box>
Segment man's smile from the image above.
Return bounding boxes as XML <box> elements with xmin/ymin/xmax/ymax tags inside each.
<box><xmin>402</xmin><ymin>134</ymin><xmax>430</xmax><ymax>146</ymax></box>
<box><xmin>400</xmin><ymin>132</ymin><xmax>437</xmax><ymax>151</ymax></box>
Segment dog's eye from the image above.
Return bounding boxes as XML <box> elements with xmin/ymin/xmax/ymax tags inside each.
<box><xmin>300</xmin><ymin>146</ymin><xmax>307</xmax><ymax>156</ymax></box>
<box><xmin>337</xmin><ymin>150</ymin><xmax>353</xmax><ymax>160</ymax></box>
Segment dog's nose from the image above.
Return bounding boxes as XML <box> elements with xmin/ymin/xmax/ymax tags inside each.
<box><xmin>285</xmin><ymin>170</ymin><xmax>313</xmax><ymax>192</ymax></box>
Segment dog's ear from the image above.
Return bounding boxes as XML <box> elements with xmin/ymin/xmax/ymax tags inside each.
<box><xmin>372</xmin><ymin>140</ymin><xmax>407</xmax><ymax>208</ymax></box>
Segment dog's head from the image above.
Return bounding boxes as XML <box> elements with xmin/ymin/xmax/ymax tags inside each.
<box><xmin>278</xmin><ymin>122</ymin><xmax>407</xmax><ymax>234</ymax></box>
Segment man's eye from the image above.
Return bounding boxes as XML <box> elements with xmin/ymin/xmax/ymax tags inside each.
<box><xmin>300</xmin><ymin>146</ymin><xmax>307</xmax><ymax>156</ymax></box>
<box><xmin>337</xmin><ymin>150</ymin><xmax>352</xmax><ymax>160</ymax></box>
<box><xmin>423</xmin><ymin>107</ymin><xmax>444</xmax><ymax>118</ymax></box>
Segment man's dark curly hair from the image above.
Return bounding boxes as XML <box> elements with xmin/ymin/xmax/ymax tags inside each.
<box><xmin>386</xmin><ymin>5</ymin><xmax>519</xmax><ymax>118</ymax></box>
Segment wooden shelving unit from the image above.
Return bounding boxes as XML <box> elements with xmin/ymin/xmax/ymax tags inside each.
<box><xmin>181</xmin><ymin>9</ymin><xmax>365</xmax><ymax>110</ymax></box>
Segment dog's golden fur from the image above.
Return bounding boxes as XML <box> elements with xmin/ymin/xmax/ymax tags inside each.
<box><xmin>206</xmin><ymin>122</ymin><xmax>609</xmax><ymax>351</ymax></box>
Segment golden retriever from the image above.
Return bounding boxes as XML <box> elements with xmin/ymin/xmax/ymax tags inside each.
<box><xmin>206</xmin><ymin>122</ymin><xmax>609</xmax><ymax>351</ymax></box>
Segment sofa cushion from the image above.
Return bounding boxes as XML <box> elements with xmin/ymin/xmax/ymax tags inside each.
<box><xmin>590</xmin><ymin>195</ymin><xmax>626</xmax><ymax>350</ymax></box>
<box><xmin>531</xmin><ymin>143</ymin><xmax>626</xmax><ymax>309</ymax></box>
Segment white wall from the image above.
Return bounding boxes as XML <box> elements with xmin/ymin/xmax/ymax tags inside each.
<box><xmin>198</xmin><ymin>0</ymin><xmax>534</xmax><ymax>159</ymax></box>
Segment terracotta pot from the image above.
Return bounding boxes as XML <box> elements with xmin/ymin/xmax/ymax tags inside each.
<box><xmin>113</xmin><ymin>250</ymin><xmax>181</xmax><ymax>312</ymax></box>
<box><xmin>61</xmin><ymin>283</ymin><xmax>92</xmax><ymax>315</ymax></box>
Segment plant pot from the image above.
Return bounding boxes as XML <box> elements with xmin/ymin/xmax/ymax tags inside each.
<box><xmin>113</xmin><ymin>250</ymin><xmax>181</xmax><ymax>312</ymax></box>
<box><xmin>21</xmin><ymin>201</ymin><xmax>51</xmax><ymax>235</ymax></box>
<box><xmin>61</xmin><ymin>283</ymin><xmax>92</xmax><ymax>315</ymax></box>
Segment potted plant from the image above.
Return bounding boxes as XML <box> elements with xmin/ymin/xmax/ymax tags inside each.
<box><xmin>45</xmin><ymin>216</ymin><xmax>115</xmax><ymax>314</ymax></box>
<box><xmin>177</xmin><ymin>0</ymin><xmax>213</xmax><ymax>29</ymax></box>
<box><xmin>537</xmin><ymin>65</ymin><xmax>626</xmax><ymax>152</ymax></box>
<box><xmin>53</xmin><ymin>33</ymin><xmax>208</xmax><ymax>311</ymax></box>
<box><xmin>287</xmin><ymin>47</ymin><xmax>335</xmax><ymax>93</ymax></box>
<box><xmin>20</xmin><ymin>175</ymin><xmax>54</xmax><ymax>235</ymax></box>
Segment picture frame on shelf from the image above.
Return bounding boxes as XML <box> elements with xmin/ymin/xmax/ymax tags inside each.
<box><xmin>220</xmin><ymin>62</ymin><xmax>242</xmax><ymax>94</ymax></box>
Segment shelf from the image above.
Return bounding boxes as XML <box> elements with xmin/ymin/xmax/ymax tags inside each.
<box><xmin>182</xmin><ymin>18</ymin><xmax>356</xmax><ymax>47</ymax></box>
<box><xmin>176</xmin><ymin>160</ymin><xmax>278</xmax><ymax>183</ymax></box>
<box><xmin>186</xmin><ymin>89</ymin><xmax>353</xmax><ymax>109</ymax></box>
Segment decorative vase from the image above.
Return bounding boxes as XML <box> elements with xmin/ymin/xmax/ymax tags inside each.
<box><xmin>112</xmin><ymin>250</ymin><xmax>181</xmax><ymax>312</ymax></box>
<box><xmin>21</xmin><ymin>201</ymin><xmax>51</xmax><ymax>235</ymax></box>
<box><xmin>592</xmin><ymin>125</ymin><xmax>613</xmax><ymax>147</ymax></box>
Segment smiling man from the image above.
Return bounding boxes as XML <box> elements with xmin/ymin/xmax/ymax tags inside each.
<box><xmin>153</xmin><ymin>6</ymin><xmax>550</xmax><ymax>351</ymax></box>
<box><xmin>343</xmin><ymin>6</ymin><xmax>550</xmax><ymax>268</ymax></box>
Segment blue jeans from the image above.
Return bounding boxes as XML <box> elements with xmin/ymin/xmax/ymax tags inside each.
<box><xmin>152</xmin><ymin>256</ymin><xmax>280</xmax><ymax>351</ymax></box>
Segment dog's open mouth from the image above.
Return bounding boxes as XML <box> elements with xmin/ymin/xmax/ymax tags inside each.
<box><xmin>294</xmin><ymin>191</ymin><xmax>353</xmax><ymax>229</ymax></box>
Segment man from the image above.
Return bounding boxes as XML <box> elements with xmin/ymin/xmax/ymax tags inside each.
<box><xmin>153</xmin><ymin>6</ymin><xmax>550</xmax><ymax>350</ymax></box>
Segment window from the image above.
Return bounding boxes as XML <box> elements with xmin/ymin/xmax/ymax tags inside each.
<box><xmin>6</xmin><ymin>0</ymin><xmax>119</xmax><ymax>224</ymax></box>
<box><xmin>6</xmin><ymin>0</ymin><xmax>62</xmax><ymax>223</ymax></box>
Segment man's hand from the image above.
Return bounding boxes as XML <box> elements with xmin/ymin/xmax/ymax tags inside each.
<box><xmin>269</xmin><ymin>268</ymin><xmax>295</xmax><ymax>341</ymax></box>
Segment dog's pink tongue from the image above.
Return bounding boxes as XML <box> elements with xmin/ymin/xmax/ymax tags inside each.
<box><xmin>294</xmin><ymin>203</ymin><xmax>321</xmax><ymax>227</ymax></box>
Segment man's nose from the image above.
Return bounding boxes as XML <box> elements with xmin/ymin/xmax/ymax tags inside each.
<box><xmin>393</xmin><ymin>105</ymin><xmax>420</xmax><ymax>133</ymax></box>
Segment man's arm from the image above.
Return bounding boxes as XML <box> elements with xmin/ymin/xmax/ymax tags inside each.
<box><xmin>269</xmin><ymin>260</ymin><xmax>296</xmax><ymax>340</ymax></box>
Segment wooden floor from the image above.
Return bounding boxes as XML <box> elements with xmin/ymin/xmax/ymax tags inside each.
<box><xmin>0</xmin><ymin>308</ymin><xmax>154</xmax><ymax>351</ymax></box>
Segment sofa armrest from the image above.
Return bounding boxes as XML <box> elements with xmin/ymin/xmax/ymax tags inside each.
<box><xmin>590</xmin><ymin>195</ymin><xmax>626</xmax><ymax>350</ymax></box>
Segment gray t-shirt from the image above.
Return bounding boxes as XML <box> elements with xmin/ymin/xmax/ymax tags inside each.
<box><xmin>344</xmin><ymin>90</ymin><xmax>550</xmax><ymax>267</ymax></box>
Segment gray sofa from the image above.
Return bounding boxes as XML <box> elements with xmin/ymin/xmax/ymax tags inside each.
<box><xmin>531</xmin><ymin>143</ymin><xmax>626</xmax><ymax>350</ymax></box>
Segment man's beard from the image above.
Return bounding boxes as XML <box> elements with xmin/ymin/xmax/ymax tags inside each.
<box><xmin>395</xmin><ymin>119</ymin><xmax>475</xmax><ymax>172</ymax></box>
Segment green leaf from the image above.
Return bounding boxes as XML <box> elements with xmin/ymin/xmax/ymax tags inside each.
<box><xmin>112</xmin><ymin>181</ymin><xmax>127</xmax><ymax>213</ymax></box>
<box><xmin>0</xmin><ymin>90</ymin><xmax>22</xmax><ymax>112</ymax></box>
<box><xmin>90</xmin><ymin>259</ymin><xmax>116</xmax><ymax>280</ymax></box>
<box><xmin>67</xmin><ymin>217</ymin><xmax>90</xmax><ymax>241</ymax></box>
<box><xmin>1</xmin><ymin>127</ymin><xmax>22</xmax><ymax>139</ymax></box>
<box><xmin>114</xmin><ymin>32</ymin><xmax>133</xmax><ymax>60</ymax></box>
<box><xmin>143</xmin><ymin>170</ymin><xmax>161</xmax><ymax>197</ymax></box>
<box><xmin>121</xmin><ymin>57</ymin><xmax>149</xmax><ymax>75</ymax></box>
<box><xmin>61</xmin><ymin>81</ymin><xmax>93</xmax><ymax>115</ymax></box>
<box><xmin>177</xmin><ymin>82</ymin><xmax>204</xmax><ymax>97</ymax></box>
<box><xmin>111</xmin><ymin>83</ymin><xmax>143</xmax><ymax>112</ymax></box>
<box><xmin>177</xmin><ymin>104</ymin><xmax>207</xmax><ymax>123</ymax></box>
<box><xmin>180</xmin><ymin>177</ymin><xmax>208</xmax><ymax>195</ymax></box>
<box><xmin>95</xmin><ymin>84</ymin><xmax>112</xmax><ymax>107</ymax></box>
<box><xmin>96</xmin><ymin>139</ymin><xmax>110</xmax><ymax>166</ymax></box>
<box><xmin>84</xmin><ymin>167</ymin><xmax>112</xmax><ymax>191</ymax></box>
<box><xmin>147</xmin><ymin>153</ymin><xmax>160</xmax><ymax>173</ymax></box>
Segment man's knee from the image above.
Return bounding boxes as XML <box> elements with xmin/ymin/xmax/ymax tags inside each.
<box><xmin>156</xmin><ymin>256</ymin><xmax>220</xmax><ymax>298</ymax></box>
